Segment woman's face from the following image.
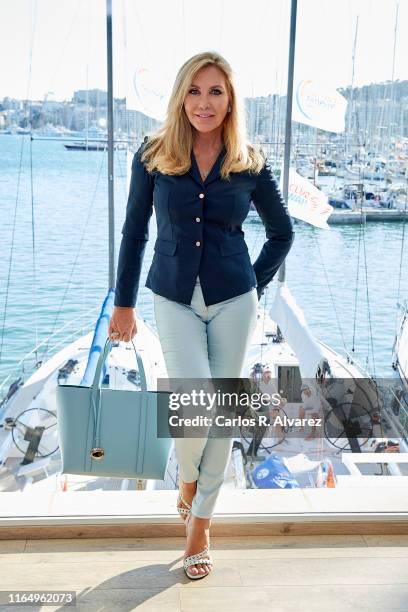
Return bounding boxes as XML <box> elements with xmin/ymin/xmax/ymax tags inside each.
<box><xmin>183</xmin><ymin>65</ymin><xmax>230</xmax><ymax>135</ymax></box>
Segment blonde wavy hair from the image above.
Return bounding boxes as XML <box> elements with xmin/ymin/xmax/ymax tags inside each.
<box><xmin>140</xmin><ymin>51</ymin><xmax>265</xmax><ymax>181</ymax></box>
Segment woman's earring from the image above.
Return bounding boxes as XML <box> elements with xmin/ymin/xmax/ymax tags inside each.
<box><xmin>228</xmin><ymin>105</ymin><xmax>231</xmax><ymax>112</ymax></box>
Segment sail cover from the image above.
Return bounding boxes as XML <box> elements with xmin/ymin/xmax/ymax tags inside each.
<box><xmin>270</xmin><ymin>282</ymin><xmax>326</xmax><ymax>379</ymax></box>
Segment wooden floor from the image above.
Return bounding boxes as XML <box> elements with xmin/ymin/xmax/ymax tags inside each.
<box><xmin>1</xmin><ymin>534</ymin><xmax>408</xmax><ymax>611</ymax></box>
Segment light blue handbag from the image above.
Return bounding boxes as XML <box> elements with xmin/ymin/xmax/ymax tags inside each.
<box><xmin>56</xmin><ymin>338</ymin><xmax>173</xmax><ymax>479</ymax></box>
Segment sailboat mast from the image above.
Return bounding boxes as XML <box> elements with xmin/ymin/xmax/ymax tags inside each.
<box><xmin>106</xmin><ymin>0</ymin><xmax>115</xmax><ymax>289</ymax></box>
<box><xmin>345</xmin><ymin>16</ymin><xmax>359</xmax><ymax>161</ymax></box>
<box><xmin>278</xmin><ymin>0</ymin><xmax>298</xmax><ymax>283</ymax></box>
<box><xmin>389</xmin><ymin>3</ymin><xmax>399</xmax><ymax>146</ymax></box>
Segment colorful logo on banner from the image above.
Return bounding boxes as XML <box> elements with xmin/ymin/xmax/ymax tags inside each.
<box><xmin>292</xmin><ymin>80</ymin><xmax>347</xmax><ymax>133</ymax></box>
<box><xmin>131</xmin><ymin>68</ymin><xmax>168</xmax><ymax>121</ymax></box>
<box><xmin>129</xmin><ymin>66</ymin><xmax>168</xmax><ymax>121</ymax></box>
<box><xmin>280</xmin><ymin>168</ymin><xmax>333</xmax><ymax>228</ymax></box>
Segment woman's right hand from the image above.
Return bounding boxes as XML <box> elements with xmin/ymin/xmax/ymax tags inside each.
<box><xmin>108</xmin><ymin>306</ymin><xmax>138</xmax><ymax>342</ymax></box>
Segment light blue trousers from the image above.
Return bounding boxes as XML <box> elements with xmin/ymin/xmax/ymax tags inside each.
<box><xmin>153</xmin><ymin>276</ymin><xmax>258</xmax><ymax>518</ymax></box>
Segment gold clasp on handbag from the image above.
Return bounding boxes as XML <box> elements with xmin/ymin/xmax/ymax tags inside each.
<box><xmin>90</xmin><ymin>447</ymin><xmax>105</xmax><ymax>460</ymax></box>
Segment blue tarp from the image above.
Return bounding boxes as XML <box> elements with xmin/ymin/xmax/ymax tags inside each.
<box><xmin>251</xmin><ymin>453</ymin><xmax>300</xmax><ymax>489</ymax></box>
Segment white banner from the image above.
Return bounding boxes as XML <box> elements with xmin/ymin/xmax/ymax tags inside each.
<box><xmin>280</xmin><ymin>168</ymin><xmax>333</xmax><ymax>229</ymax></box>
<box><xmin>127</xmin><ymin>66</ymin><xmax>169</xmax><ymax>122</ymax></box>
<box><xmin>123</xmin><ymin>1</ymin><xmax>177</xmax><ymax>121</ymax></box>
<box><xmin>292</xmin><ymin>80</ymin><xmax>347</xmax><ymax>133</ymax></box>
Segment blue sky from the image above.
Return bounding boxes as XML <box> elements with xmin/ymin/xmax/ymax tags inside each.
<box><xmin>0</xmin><ymin>0</ymin><xmax>406</xmax><ymax>102</ymax></box>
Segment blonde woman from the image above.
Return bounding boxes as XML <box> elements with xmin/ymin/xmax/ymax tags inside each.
<box><xmin>108</xmin><ymin>51</ymin><xmax>294</xmax><ymax>580</ymax></box>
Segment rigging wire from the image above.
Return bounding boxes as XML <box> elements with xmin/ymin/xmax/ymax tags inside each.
<box><xmin>29</xmin><ymin>120</ymin><xmax>38</xmax><ymax>359</ymax></box>
<box><xmin>343</xmin><ymin>1</ymin><xmax>379</xmax><ymax>375</ymax></box>
<box><xmin>359</xmin><ymin>214</ymin><xmax>376</xmax><ymax>374</ymax></box>
<box><xmin>80</xmin><ymin>0</ymin><xmax>92</xmax><ymax>325</ymax></box>
<box><xmin>350</xmin><ymin>146</ymin><xmax>377</xmax><ymax>374</ymax></box>
<box><xmin>310</xmin><ymin>226</ymin><xmax>348</xmax><ymax>353</ymax></box>
<box><xmin>27</xmin><ymin>0</ymin><xmax>43</xmax><ymax>365</ymax></box>
<box><xmin>393</xmin><ymin>191</ymin><xmax>407</xmax><ymax>339</ymax></box>
<box><xmin>46</xmin><ymin>0</ymin><xmax>82</xmax><ymax>95</ymax></box>
<box><xmin>309</xmin><ymin>125</ymin><xmax>348</xmax><ymax>353</ymax></box>
<box><xmin>0</xmin><ymin>1</ymin><xmax>38</xmax><ymax>371</ymax></box>
<box><xmin>41</xmin><ymin>149</ymin><xmax>108</xmax><ymax>363</ymax></box>
<box><xmin>0</xmin><ymin>143</ymin><xmax>27</xmax><ymax>371</ymax></box>
<box><xmin>391</xmin><ymin>0</ymin><xmax>407</xmax><ymax>341</ymax></box>
<box><xmin>351</xmin><ymin>92</ymin><xmax>377</xmax><ymax>375</ymax></box>
<box><xmin>121</xmin><ymin>0</ymin><xmax>131</xmax><ymax>140</ymax></box>
<box><xmin>351</xmin><ymin>219</ymin><xmax>363</xmax><ymax>353</ymax></box>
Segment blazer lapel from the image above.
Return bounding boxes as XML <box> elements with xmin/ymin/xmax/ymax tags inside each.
<box><xmin>188</xmin><ymin>151</ymin><xmax>203</xmax><ymax>187</ymax></box>
<box><xmin>188</xmin><ymin>146</ymin><xmax>227</xmax><ymax>188</ymax></box>
<box><xmin>205</xmin><ymin>146</ymin><xmax>226</xmax><ymax>186</ymax></box>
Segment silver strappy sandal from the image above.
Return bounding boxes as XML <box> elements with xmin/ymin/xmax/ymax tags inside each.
<box><xmin>176</xmin><ymin>490</ymin><xmax>192</xmax><ymax>522</ymax></box>
<box><xmin>183</xmin><ymin>546</ymin><xmax>213</xmax><ymax>580</ymax></box>
<box><xmin>183</xmin><ymin>512</ymin><xmax>213</xmax><ymax>580</ymax></box>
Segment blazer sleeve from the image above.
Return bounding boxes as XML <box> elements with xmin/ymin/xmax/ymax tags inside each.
<box><xmin>114</xmin><ymin>143</ymin><xmax>154</xmax><ymax>307</ymax></box>
<box><xmin>251</xmin><ymin>156</ymin><xmax>295</xmax><ymax>300</ymax></box>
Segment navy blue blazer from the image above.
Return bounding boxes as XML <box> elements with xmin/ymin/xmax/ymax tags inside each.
<box><xmin>114</xmin><ymin>142</ymin><xmax>294</xmax><ymax>308</ymax></box>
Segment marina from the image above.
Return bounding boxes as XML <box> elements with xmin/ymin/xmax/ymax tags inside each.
<box><xmin>1</xmin><ymin>78</ymin><xmax>408</xmax><ymax>507</ymax></box>
<box><xmin>1</xmin><ymin>32</ymin><xmax>408</xmax><ymax>503</ymax></box>
<box><xmin>0</xmin><ymin>4</ymin><xmax>407</xmax><ymax>610</ymax></box>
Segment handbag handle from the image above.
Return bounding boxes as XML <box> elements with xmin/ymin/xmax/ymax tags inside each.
<box><xmin>91</xmin><ymin>337</ymin><xmax>148</xmax><ymax>392</ymax></box>
<box><xmin>89</xmin><ymin>337</ymin><xmax>148</xmax><ymax>459</ymax></box>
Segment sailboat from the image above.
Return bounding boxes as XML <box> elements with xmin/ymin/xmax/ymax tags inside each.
<box><xmin>0</xmin><ymin>1</ymin><xmax>167</xmax><ymax>494</ymax></box>
<box><xmin>0</xmin><ymin>0</ymin><xmax>406</xmax><ymax>499</ymax></box>
<box><xmin>225</xmin><ymin>1</ymin><xmax>405</xmax><ymax>486</ymax></box>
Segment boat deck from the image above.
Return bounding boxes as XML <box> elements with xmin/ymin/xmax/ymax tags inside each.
<box><xmin>1</xmin><ymin>533</ymin><xmax>408</xmax><ymax>611</ymax></box>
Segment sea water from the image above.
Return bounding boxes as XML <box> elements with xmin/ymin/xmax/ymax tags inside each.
<box><xmin>0</xmin><ymin>136</ymin><xmax>406</xmax><ymax>382</ymax></box>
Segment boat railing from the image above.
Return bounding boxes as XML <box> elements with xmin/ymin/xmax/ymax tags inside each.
<box><xmin>341</xmin><ymin>452</ymin><xmax>408</xmax><ymax>477</ymax></box>
<box><xmin>0</xmin><ymin>305</ymin><xmax>100</xmax><ymax>406</ymax></box>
